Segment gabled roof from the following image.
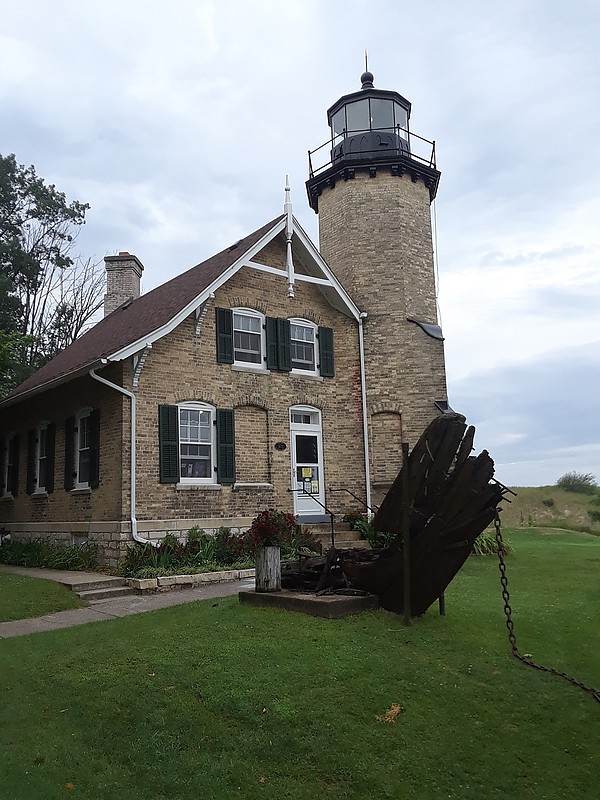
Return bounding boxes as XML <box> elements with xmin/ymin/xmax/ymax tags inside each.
<box><xmin>2</xmin><ymin>211</ymin><xmax>361</xmax><ymax>408</ymax></box>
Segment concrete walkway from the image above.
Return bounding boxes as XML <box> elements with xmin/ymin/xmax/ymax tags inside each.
<box><xmin>0</xmin><ymin>564</ymin><xmax>254</xmax><ymax>639</ymax></box>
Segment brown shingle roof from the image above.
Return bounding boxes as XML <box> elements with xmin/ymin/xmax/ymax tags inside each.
<box><xmin>4</xmin><ymin>215</ymin><xmax>284</xmax><ymax>405</ymax></box>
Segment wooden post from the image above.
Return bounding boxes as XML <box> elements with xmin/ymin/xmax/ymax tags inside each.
<box><xmin>255</xmin><ymin>546</ymin><xmax>281</xmax><ymax>593</ymax></box>
<box><xmin>402</xmin><ymin>441</ymin><xmax>411</xmax><ymax>627</ymax></box>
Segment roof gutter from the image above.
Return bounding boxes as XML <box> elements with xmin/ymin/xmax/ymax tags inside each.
<box><xmin>88</xmin><ymin>365</ymin><xmax>149</xmax><ymax>546</ymax></box>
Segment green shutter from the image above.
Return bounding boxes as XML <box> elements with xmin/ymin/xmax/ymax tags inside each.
<box><xmin>318</xmin><ymin>326</ymin><xmax>335</xmax><ymax>377</ymax></box>
<box><xmin>64</xmin><ymin>417</ymin><xmax>75</xmax><ymax>490</ymax></box>
<box><xmin>46</xmin><ymin>423</ymin><xmax>56</xmax><ymax>494</ymax></box>
<box><xmin>215</xmin><ymin>307</ymin><xmax>234</xmax><ymax>364</ymax></box>
<box><xmin>0</xmin><ymin>439</ymin><xmax>5</xmax><ymax>493</ymax></box>
<box><xmin>9</xmin><ymin>434</ymin><xmax>20</xmax><ymax>497</ymax></box>
<box><xmin>159</xmin><ymin>405</ymin><xmax>180</xmax><ymax>483</ymax></box>
<box><xmin>277</xmin><ymin>318</ymin><xmax>291</xmax><ymax>372</ymax></box>
<box><xmin>89</xmin><ymin>410</ymin><xmax>101</xmax><ymax>489</ymax></box>
<box><xmin>266</xmin><ymin>317</ymin><xmax>279</xmax><ymax>370</ymax></box>
<box><xmin>26</xmin><ymin>429</ymin><xmax>36</xmax><ymax>495</ymax></box>
<box><xmin>216</xmin><ymin>408</ymin><xmax>235</xmax><ymax>485</ymax></box>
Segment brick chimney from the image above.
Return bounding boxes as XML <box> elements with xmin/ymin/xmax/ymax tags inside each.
<box><xmin>103</xmin><ymin>252</ymin><xmax>144</xmax><ymax>316</ymax></box>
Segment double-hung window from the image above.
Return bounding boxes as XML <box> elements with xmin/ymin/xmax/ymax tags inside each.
<box><xmin>159</xmin><ymin>404</ymin><xmax>235</xmax><ymax>485</ymax></box>
<box><xmin>179</xmin><ymin>403</ymin><xmax>216</xmax><ymax>483</ymax></box>
<box><xmin>37</xmin><ymin>424</ymin><xmax>48</xmax><ymax>492</ymax></box>
<box><xmin>76</xmin><ymin>411</ymin><xmax>91</xmax><ymax>487</ymax></box>
<box><xmin>64</xmin><ymin>410</ymin><xmax>99</xmax><ymax>491</ymax></box>
<box><xmin>26</xmin><ymin>423</ymin><xmax>55</xmax><ymax>495</ymax></box>
<box><xmin>290</xmin><ymin>319</ymin><xmax>318</xmax><ymax>375</ymax></box>
<box><xmin>233</xmin><ymin>309</ymin><xmax>264</xmax><ymax>367</ymax></box>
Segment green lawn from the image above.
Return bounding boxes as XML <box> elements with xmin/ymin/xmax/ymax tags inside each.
<box><xmin>0</xmin><ymin>571</ymin><xmax>86</xmax><ymax>622</ymax></box>
<box><xmin>1</xmin><ymin>529</ymin><xmax>598</xmax><ymax>800</ymax></box>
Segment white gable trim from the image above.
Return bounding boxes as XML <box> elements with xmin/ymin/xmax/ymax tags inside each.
<box><xmin>107</xmin><ymin>213</ymin><xmax>360</xmax><ymax>363</ymax></box>
<box><xmin>246</xmin><ymin>261</ymin><xmax>332</xmax><ymax>287</ymax></box>
<box><xmin>291</xmin><ymin>218</ymin><xmax>361</xmax><ymax>319</ymax></box>
<box><xmin>108</xmin><ymin>218</ymin><xmax>287</xmax><ymax>362</ymax></box>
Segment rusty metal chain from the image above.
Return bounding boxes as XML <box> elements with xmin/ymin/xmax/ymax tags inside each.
<box><xmin>494</xmin><ymin>510</ymin><xmax>600</xmax><ymax>704</ymax></box>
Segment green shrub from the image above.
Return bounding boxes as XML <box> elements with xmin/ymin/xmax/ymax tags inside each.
<box><xmin>542</xmin><ymin>497</ymin><xmax>555</xmax><ymax>508</ymax></box>
<box><xmin>0</xmin><ymin>539</ymin><xmax>98</xmax><ymax>570</ymax></box>
<box><xmin>588</xmin><ymin>510</ymin><xmax>600</xmax><ymax>523</ymax></box>
<box><xmin>342</xmin><ymin>511</ymin><xmax>367</xmax><ymax>530</ymax></box>
<box><xmin>353</xmin><ymin>517</ymin><xmax>397</xmax><ymax>550</ymax></box>
<box><xmin>556</xmin><ymin>471</ymin><xmax>597</xmax><ymax>494</ymax></box>
<box><xmin>280</xmin><ymin>526</ymin><xmax>321</xmax><ymax>562</ymax></box>
<box><xmin>120</xmin><ymin>528</ymin><xmax>253</xmax><ymax>578</ymax></box>
<box><xmin>471</xmin><ymin>529</ymin><xmax>511</xmax><ymax>556</ymax></box>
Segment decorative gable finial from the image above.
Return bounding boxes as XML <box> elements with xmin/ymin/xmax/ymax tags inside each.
<box><xmin>284</xmin><ymin>174</ymin><xmax>295</xmax><ymax>299</ymax></box>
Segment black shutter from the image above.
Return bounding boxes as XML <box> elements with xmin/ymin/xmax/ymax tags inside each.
<box><xmin>26</xmin><ymin>428</ymin><xmax>37</xmax><ymax>495</ymax></box>
<box><xmin>9</xmin><ymin>434</ymin><xmax>20</xmax><ymax>497</ymax></box>
<box><xmin>0</xmin><ymin>439</ymin><xmax>5</xmax><ymax>493</ymax></box>
<box><xmin>46</xmin><ymin>423</ymin><xmax>56</xmax><ymax>494</ymax></box>
<box><xmin>266</xmin><ymin>317</ymin><xmax>279</xmax><ymax>370</ymax></box>
<box><xmin>64</xmin><ymin>416</ymin><xmax>75</xmax><ymax>490</ymax></box>
<box><xmin>216</xmin><ymin>408</ymin><xmax>235</xmax><ymax>485</ymax></box>
<box><xmin>318</xmin><ymin>326</ymin><xmax>335</xmax><ymax>377</ymax></box>
<box><xmin>215</xmin><ymin>308</ymin><xmax>234</xmax><ymax>364</ymax></box>
<box><xmin>89</xmin><ymin>410</ymin><xmax>101</xmax><ymax>489</ymax></box>
<box><xmin>159</xmin><ymin>405</ymin><xmax>180</xmax><ymax>483</ymax></box>
<box><xmin>277</xmin><ymin>318</ymin><xmax>291</xmax><ymax>372</ymax></box>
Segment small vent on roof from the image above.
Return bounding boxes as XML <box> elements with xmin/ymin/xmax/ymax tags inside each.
<box><xmin>229</xmin><ymin>239</ymin><xmax>243</xmax><ymax>251</ymax></box>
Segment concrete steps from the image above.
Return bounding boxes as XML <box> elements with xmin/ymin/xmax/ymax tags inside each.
<box><xmin>67</xmin><ymin>577</ymin><xmax>136</xmax><ymax>603</ymax></box>
<box><xmin>307</xmin><ymin>522</ymin><xmax>371</xmax><ymax>550</ymax></box>
<box><xmin>77</xmin><ymin>586</ymin><xmax>137</xmax><ymax>603</ymax></box>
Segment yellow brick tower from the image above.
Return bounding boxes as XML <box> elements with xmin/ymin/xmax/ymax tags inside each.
<box><xmin>306</xmin><ymin>70</ymin><xmax>449</xmax><ymax>503</ymax></box>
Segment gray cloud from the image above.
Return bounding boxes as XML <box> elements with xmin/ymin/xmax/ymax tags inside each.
<box><xmin>1</xmin><ymin>0</ymin><xmax>599</xmax><ymax>487</ymax></box>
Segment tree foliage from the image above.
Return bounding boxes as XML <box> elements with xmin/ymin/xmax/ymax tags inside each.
<box><xmin>556</xmin><ymin>471</ymin><xmax>597</xmax><ymax>494</ymax></box>
<box><xmin>0</xmin><ymin>153</ymin><xmax>104</xmax><ymax>397</ymax></box>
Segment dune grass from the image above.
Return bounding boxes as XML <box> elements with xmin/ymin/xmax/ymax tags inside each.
<box><xmin>0</xmin><ymin>528</ymin><xmax>598</xmax><ymax>800</ymax></box>
<box><xmin>0</xmin><ymin>571</ymin><xmax>86</xmax><ymax>622</ymax></box>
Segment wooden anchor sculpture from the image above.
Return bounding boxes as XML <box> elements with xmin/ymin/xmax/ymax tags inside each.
<box><xmin>282</xmin><ymin>412</ymin><xmax>511</xmax><ymax>617</ymax></box>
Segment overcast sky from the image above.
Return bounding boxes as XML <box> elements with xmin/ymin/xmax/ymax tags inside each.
<box><xmin>1</xmin><ymin>0</ymin><xmax>599</xmax><ymax>487</ymax></box>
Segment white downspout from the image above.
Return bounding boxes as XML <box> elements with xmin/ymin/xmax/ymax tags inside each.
<box><xmin>358</xmin><ymin>313</ymin><xmax>372</xmax><ymax>517</ymax></box>
<box><xmin>89</xmin><ymin>364</ymin><xmax>147</xmax><ymax>545</ymax></box>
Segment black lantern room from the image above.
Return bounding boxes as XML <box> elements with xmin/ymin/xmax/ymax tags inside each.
<box><xmin>307</xmin><ymin>71</ymin><xmax>440</xmax><ymax>212</ymax></box>
<box><xmin>328</xmin><ymin>70</ymin><xmax>411</xmax><ymax>164</ymax></box>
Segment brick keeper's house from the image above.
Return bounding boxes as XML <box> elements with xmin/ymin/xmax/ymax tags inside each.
<box><xmin>0</xmin><ymin>71</ymin><xmax>449</xmax><ymax>565</ymax></box>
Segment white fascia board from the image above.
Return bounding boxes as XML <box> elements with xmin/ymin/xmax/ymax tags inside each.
<box><xmin>108</xmin><ymin>218</ymin><xmax>287</xmax><ymax>362</ymax></box>
<box><xmin>247</xmin><ymin>260</ymin><xmax>331</xmax><ymax>286</ymax></box>
<box><xmin>291</xmin><ymin>216</ymin><xmax>361</xmax><ymax>321</ymax></box>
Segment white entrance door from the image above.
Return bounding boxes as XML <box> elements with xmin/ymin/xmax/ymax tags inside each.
<box><xmin>290</xmin><ymin>406</ymin><xmax>325</xmax><ymax>519</ymax></box>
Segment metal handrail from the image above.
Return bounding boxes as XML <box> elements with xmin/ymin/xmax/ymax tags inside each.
<box><xmin>328</xmin><ymin>486</ymin><xmax>378</xmax><ymax>516</ymax></box>
<box><xmin>308</xmin><ymin>125</ymin><xmax>437</xmax><ymax>179</ymax></box>
<box><xmin>288</xmin><ymin>488</ymin><xmax>336</xmax><ymax>549</ymax></box>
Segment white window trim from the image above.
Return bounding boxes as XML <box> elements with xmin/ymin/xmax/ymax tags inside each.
<box><xmin>289</xmin><ymin>318</ymin><xmax>319</xmax><ymax>377</ymax></box>
<box><xmin>2</xmin><ymin>433</ymin><xmax>15</xmax><ymax>499</ymax></box>
<box><xmin>177</xmin><ymin>401</ymin><xmax>217</xmax><ymax>485</ymax></box>
<box><xmin>74</xmin><ymin>408</ymin><xmax>92</xmax><ymax>490</ymax></box>
<box><xmin>34</xmin><ymin>421</ymin><xmax>49</xmax><ymax>495</ymax></box>
<box><xmin>232</xmin><ymin>307</ymin><xmax>267</xmax><ymax>372</ymax></box>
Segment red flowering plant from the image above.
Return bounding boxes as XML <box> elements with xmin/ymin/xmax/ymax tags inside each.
<box><xmin>246</xmin><ymin>508</ymin><xmax>298</xmax><ymax>549</ymax></box>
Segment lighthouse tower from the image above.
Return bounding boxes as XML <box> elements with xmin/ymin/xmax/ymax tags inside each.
<box><xmin>306</xmin><ymin>70</ymin><xmax>449</xmax><ymax>504</ymax></box>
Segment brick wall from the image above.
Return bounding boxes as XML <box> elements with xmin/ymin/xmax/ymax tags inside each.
<box><xmin>0</xmin><ymin>363</ymin><xmax>126</xmax><ymax>564</ymax></box>
<box><xmin>134</xmin><ymin>235</ymin><xmax>366</xmax><ymax>526</ymax></box>
<box><xmin>317</xmin><ymin>169</ymin><xmax>448</xmax><ymax>482</ymax></box>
